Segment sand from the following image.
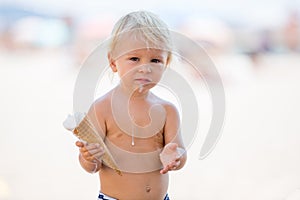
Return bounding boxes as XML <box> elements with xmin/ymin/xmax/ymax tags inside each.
<box><xmin>0</xmin><ymin>49</ymin><xmax>299</xmax><ymax>200</ymax></box>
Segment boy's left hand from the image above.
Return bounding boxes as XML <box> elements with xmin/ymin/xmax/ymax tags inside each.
<box><xmin>159</xmin><ymin>143</ymin><xmax>182</xmax><ymax>174</ymax></box>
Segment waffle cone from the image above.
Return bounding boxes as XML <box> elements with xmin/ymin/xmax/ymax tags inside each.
<box><xmin>73</xmin><ymin>117</ymin><xmax>122</xmax><ymax>176</ymax></box>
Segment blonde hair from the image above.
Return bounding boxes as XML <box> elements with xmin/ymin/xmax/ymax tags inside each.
<box><xmin>108</xmin><ymin>11</ymin><xmax>173</xmax><ymax>64</ymax></box>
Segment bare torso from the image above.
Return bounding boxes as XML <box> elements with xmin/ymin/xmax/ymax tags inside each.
<box><xmin>94</xmin><ymin>89</ymin><xmax>170</xmax><ymax>200</ymax></box>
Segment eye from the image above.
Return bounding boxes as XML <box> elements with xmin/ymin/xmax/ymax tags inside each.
<box><xmin>129</xmin><ymin>57</ymin><xmax>139</xmax><ymax>62</ymax></box>
<box><xmin>151</xmin><ymin>59</ymin><xmax>161</xmax><ymax>63</ymax></box>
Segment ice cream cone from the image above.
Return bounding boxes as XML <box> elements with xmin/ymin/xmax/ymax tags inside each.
<box><xmin>64</xmin><ymin>114</ymin><xmax>122</xmax><ymax>176</ymax></box>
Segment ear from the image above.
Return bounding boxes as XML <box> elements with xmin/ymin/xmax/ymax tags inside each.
<box><xmin>108</xmin><ymin>53</ymin><xmax>117</xmax><ymax>72</ymax></box>
<box><xmin>162</xmin><ymin>55</ymin><xmax>171</xmax><ymax>71</ymax></box>
<box><xmin>165</xmin><ymin>53</ymin><xmax>172</xmax><ymax>66</ymax></box>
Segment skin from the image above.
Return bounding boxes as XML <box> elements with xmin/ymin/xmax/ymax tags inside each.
<box><xmin>75</xmin><ymin>46</ymin><xmax>187</xmax><ymax>200</ymax></box>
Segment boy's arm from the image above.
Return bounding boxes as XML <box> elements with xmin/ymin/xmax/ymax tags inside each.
<box><xmin>77</xmin><ymin>100</ymin><xmax>107</xmax><ymax>173</ymax></box>
<box><xmin>161</xmin><ymin>103</ymin><xmax>187</xmax><ymax>172</ymax></box>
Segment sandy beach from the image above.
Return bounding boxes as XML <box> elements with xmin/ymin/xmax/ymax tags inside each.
<box><xmin>0</xmin><ymin>49</ymin><xmax>300</xmax><ymax>200</ymax></box>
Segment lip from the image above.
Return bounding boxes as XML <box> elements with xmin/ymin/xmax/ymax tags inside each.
<box><xmin>134</xmin><ymin>78</ymin><xmax>152</xmax><ymax>84</ymax></box>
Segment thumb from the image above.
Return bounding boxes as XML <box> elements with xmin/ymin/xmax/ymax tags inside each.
<box><xmin>75</xmin><ymin>141</ymin><xmax>84</xmax><ymax>148</ymax></box>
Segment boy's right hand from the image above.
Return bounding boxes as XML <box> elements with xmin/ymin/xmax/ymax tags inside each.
<box><xmin>75</xmin><ymin>141</ymin><xmax>105</xmax><ymax>163</ymax></box>
<box><xmin>159</xmin><ymin>143</ymin><xmax>182</xmax><ymax>174</ymax></box>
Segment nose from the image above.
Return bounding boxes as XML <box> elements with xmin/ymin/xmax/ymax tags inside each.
<box><xmin>138</xmin><ymin>65</ymin><xmax>151</xmax><ymax>73</ymax></box>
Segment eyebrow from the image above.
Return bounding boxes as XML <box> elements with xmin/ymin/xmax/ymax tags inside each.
<box><xmin>151</xmin><ymin>55</ymin><xmax>164</xmax><ymax>60</ymax></box>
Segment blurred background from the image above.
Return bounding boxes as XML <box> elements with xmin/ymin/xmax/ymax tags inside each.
<box><xmin>1</xmin><ymin>0</ymin><xmax>300</xmax><ymax>199</ymax></box>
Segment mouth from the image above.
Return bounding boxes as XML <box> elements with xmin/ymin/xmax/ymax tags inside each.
<box><xmin>134</xmin><ymin>78</ymin><xmax>152</xmax><ymax>84</ymax></box>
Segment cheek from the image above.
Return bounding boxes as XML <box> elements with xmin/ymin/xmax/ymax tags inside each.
<box><xmin>117</xmin><ymin>66</ymin><xmax>135</xmax><ymax>79</ymax></box>
<box><xmin>116</xmin><ymin>60</ymin><xmax>137</xmax><ymax>72</ymax></box>
<box><xmin>154</xmin><ymin>65</ymin><xmax>165</xmax><ymax>73</ymax></box>
<box><xmin>152</xmin><ymin>70</ymin><xmax>165</xmax><ymax>81</ymax></box>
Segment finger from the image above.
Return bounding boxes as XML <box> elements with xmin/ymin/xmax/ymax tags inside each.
<box><xmin>85</xmin><ymin>143</ymin><xmax>100</xmax><ymax>151</ymax></box>
<box><xmin>83</xmin><ymin>147</ymin><xmax>104</xmax><ymax>159</ymax></box>
<box><xmin>78</xmin><ymin>145</ymin><xmax>89</xmax><ymax>155</ymax></box>
<box><xmin>164</xmin><ymin>164</ymin><xmax>174</xmax><ymax>173</ymax></box>
<box><xmin>88</xmin><ymin>147</ymin><xmax>104</xmax><ymax>155</ymax></box>
<box><xmin>173</xmin><ymin>159</ymin><xmax>181</xmax><ymax>165</ymax></box>
<box><xmin>160</xmin><ymin>167</ymin><xmax>168</xmax><ymax>174</ymax></box>
<box><xmin>83</xmin><ymin>153</ymin><xmax>96</xmax><ymax>162</ymax></box>
<box><xmin>161</xmin><ymin>164</ymin><xmax>170</xmax><ymax>174</ymax></box>
<box><xmin>168</xmin><ymin>163</ymin><xmax>176</xmax><ymax>169</ymax></box>
<box><xmin>174</xmin><ymin>156</ymin><xmax>181</xmax><ymax>162</ymax></box>
<box><xmin>171</xmin><ymin>162</ymin><xmax>180</xmax><ymax>170</ymax></box>
<box><xmin>166</xmin><ymin>161</ymin><xmax>180</xmax><ymax>171</ymax></box>
<box><xmin>76</xmin><ymin>141</ymin><xmax>84</xmax><ymax>148</ymax></box>
<box><xmin>174</xmin><ymin>160</ymin><xmax>181</xmax><ymax>168</ymax></box>
<box><xmin>79</xmin><ymin>147</ymin><xmax>89</xmax><ymax>155</ymax></box>
<box><xmin>82</xmin><ymin>151</ymin><xmax>91</xmax><ymax>158</ymax></box>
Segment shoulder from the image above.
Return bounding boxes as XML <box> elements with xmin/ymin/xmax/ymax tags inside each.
<box><xmin>95</xmin><ymin>90</ymin><xmax>113</xmax><ymax>104</ymax></box>
<box><xmin>150</xmin><ymin>93</ymin><xmax>179</xmax><ymax>117</ymax></box>
<box><xmin>86</xmin><ymin>91</ymin><xmax>113</xmax><ymax>134</ymax></box>
<box><xmin>90</xmin><ymin>91</ymin><xmax>113</xmax><ymax>113</ymax></box>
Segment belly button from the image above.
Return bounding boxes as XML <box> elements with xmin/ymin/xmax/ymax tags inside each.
<box><xmin>146</xmin><ymin>185</ymin><xmax>151</xmax><ymax>193</ymax></box>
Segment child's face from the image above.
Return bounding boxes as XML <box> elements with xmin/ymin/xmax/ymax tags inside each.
<box><xmin>110</xmin><ymin>48</ymin><xmax>169</xmax><ymax>92</ymax></box>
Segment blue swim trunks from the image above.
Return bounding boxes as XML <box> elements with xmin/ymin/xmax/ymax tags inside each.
<box><xmin>98</xmin><ymin>192</ymin><xmax>170</xmax><ymax>200</ymax></box>
<box><xmin>164</xmin><ymin>193</ymin><xmax>170</xmax><ymax>200</ymax></box>
<box><xmin>98</xmin><ymin>192</ymin><xmax>116</xmax><ymax>200</ymax></box>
